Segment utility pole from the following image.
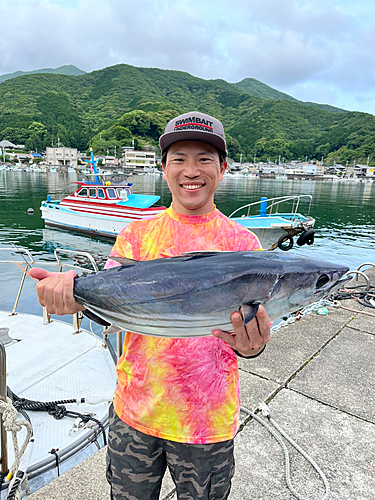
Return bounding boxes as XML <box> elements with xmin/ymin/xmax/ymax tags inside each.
<box><xmin>114</xmin><ymin>146</ymin><xmax>117</xmax><ymax>158</ymax></box>
<box><xmin>254</xmin><ymin>154</ymin><xmax>256</xmax><ymax>164</ymax></box>
<box><xmin>57</xmin><ymin>137</ymin><xmax>60</xmax><ymax>148</ymax></box>
<box><xmin>240</xmin><ymin>153</ymin><xmax>242</xmax><ymax>165</ymax></box>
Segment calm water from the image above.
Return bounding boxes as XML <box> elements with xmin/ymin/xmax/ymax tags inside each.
<box><xmin>1</xmin><ymin>170</ymin><xmax>374</xmax><ymax>322</ymax></box>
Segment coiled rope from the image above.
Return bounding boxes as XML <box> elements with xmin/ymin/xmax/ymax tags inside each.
<box><xmin>0</xmin><ymin>397</ymin><xmax>32</xmax><ymax>500</ymax></box>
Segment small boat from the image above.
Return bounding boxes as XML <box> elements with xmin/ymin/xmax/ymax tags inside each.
<box><xmin>0</xmin><ymin>247</ymin><xmax>117</xmax><ymax>498</ymax></box>
<box><xmin>41</xmin><ymin>150</ymin><xmax>166</xmax><ymax>238</ymax></box>
<box><xmin>230</xmin><ymin>195</ymin><xmax>316</xmax><ymax>251</ymax></box>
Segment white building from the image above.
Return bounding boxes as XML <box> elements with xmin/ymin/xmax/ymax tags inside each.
<box><xmin>46</xmin><ymin>147</ymin><xmax>77</xmax><ymax>168</ymax></box>
<box><xmin>355</xmin><ymin>164</ymin><xmax>374</xmax><ymax>177</ymax></box>
<box><xmin>122</xmin><ymin>147</ymin><xmax>156</xmax><ymax>171</ymax></box>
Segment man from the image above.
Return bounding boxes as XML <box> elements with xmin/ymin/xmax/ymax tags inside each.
<box><xmin>30</xmin><ymin>111</ymin><xmax>270</xmax><ymax>500</ymax></box>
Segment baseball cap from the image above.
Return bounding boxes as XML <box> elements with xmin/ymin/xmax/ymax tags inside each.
<box><xmin>159</xmin><ymin>111</ymin><xmax>227</xmax><ymax>155</ymax></box>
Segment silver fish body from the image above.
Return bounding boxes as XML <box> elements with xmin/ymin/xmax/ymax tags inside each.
<box><xmin>73</xmin><ymin>251</ymin><xmax>349</xmax><ymax>338</ymax></box>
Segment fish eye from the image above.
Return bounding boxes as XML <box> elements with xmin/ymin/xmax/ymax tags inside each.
<box><xmin>316</xmin><ymin>274</ymin><xmax>330</xmax><ymax>288</ymax></box>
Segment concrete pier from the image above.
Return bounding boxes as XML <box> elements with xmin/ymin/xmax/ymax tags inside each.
<box><xmin>28</xmin><ymin>267</ymin><xmax>375</xmax><ymax>500</ymax></box>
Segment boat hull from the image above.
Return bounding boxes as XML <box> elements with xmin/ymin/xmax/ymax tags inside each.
<box><xmin>232</xmin><ymin>215</ymin><xmax>316</xmax><ymax>250</ymax></box>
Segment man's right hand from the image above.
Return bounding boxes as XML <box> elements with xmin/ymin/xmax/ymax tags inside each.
<box><xmin>29</xmin><ymin>268</ymin><xmax>86</xmax><ymax>316</ymax></box>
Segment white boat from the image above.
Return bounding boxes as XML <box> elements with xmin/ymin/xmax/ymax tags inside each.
<box><xmin>0</xmin><ymin>247</ymin><xmax>117</xmax><ymax>498</ymax></box>
<box><xmin>230</xmin><ymin>195</ymin><xmax>316</xmax><ymax>251</ymax></box>
<box><xmin>41</xmin><ymin>148</ymin><xmax>166</xmax><ymax>239</ymax></box>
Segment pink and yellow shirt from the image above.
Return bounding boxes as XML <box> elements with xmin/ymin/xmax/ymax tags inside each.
<box><xmin>106</xmin><ymin>205</ymin><xmax>261</xmax><ymax>444</ymax></box>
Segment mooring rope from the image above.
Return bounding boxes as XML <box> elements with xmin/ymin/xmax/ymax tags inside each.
<box><xmin>240</xmin><ymin>404</ymin><xmax>330</xmax><ymax>500</ymax></box>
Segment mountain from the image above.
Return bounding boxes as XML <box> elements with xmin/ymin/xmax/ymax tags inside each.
<box><xmin>0</xmin><ymin>63</ymin><xmax>374</xmax><ymax>164</ymax></box>
<box><xmin>235</xmin><ymin>78</ymin><xmax>346</xmax><ymax>113</ymax></box>
<box><xmin>0</xmin><ymin>65</ymin><xmax>86</xmax><ymax>84</ymax></box>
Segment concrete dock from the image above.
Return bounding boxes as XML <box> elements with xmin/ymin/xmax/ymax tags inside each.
<box><xmin>28</xmin><ymin>267</ymin><xmax>375</xmax><ymax>500</ymax></box>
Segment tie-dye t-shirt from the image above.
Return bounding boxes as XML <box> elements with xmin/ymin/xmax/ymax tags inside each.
<box><xmin>106</xmin><ymin>205</ymin><xmax>261</xmax><ymax>444</ymax></box>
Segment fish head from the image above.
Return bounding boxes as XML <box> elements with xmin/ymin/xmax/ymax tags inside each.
<box><xmin>261</xmin><ymin>254</ymin><xmax>350</xmax><ymax>320</ymax></box>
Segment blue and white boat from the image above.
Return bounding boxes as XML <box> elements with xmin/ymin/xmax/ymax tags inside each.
<box><xmin>230</xmin><ymin>195</ymin><xmax>316</xmax><ymax>251</ymax></box>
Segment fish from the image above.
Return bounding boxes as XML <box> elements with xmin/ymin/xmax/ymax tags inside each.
<box><xmin>73</xmin><ymin>251</ymin><xmax>350</xmax><ymax>338</ymax></box>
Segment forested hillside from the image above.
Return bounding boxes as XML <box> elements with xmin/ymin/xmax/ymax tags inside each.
<box><xmin>0</xmin><ymin>63</ymin><xmax>374</xmax><ymax>164</ymax></box>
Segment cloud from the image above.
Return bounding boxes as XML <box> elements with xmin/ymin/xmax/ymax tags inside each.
<box><xmin>0</xmin><ymin>0</ymin><xmax>374</xmax><ymax>113</ymax></box>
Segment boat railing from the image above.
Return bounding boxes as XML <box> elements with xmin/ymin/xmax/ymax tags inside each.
<box><xmin>229</xmin><ymin>195</ymin><xmax>313</xmax><ymax>222</ymax></box>
<box><xmin>0</xmin><ymin>248</ymin><xmax>123</xmax><ymax>357</ymax></box>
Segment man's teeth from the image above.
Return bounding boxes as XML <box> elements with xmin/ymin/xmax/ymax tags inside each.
<box><xmin>183</xmin><ymin>185</ymin><xmax>202</xmax><ymax>190</ymax></box>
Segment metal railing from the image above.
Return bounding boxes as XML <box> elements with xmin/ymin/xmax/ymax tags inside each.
<box><xmin>229</xmin><ymin>195</ymin><xmax>313</xmax><ymax>223</ymax></box>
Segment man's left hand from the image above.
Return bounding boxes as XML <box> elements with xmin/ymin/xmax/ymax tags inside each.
<box><xmin>212</xmin><ymin>305</ymin><xmax>270</xmax><ymax>357</ymax></box>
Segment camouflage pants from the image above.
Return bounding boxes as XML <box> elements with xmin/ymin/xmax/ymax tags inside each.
<box><xmin>106</xmin><ymin>404</ymin><xmax>235</xmax><ymax>500</ymax></box>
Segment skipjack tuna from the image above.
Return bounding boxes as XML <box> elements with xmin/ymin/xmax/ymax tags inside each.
<box><xmin>73</xmin><ymin>251</ymin><xmax>350</xmax><ymax>338</ymax></box>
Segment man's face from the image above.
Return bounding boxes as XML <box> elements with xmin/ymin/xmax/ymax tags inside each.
<box><xmin>163</xmin><ymin>140</ymin><xmax>227</xmax><ymax>215</ymax></box>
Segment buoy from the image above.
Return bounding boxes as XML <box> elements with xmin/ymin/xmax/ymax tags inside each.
<box><xmin>27</xmin><ymin>208</ymin><xmax>34</xmax><ymax>215</ymax></box>
<box><xmin>297</xmin><ymin>229</ymin><xmax>315</xmax><ymax>246</ymax></box>
<box><xmin>277</xmin><ymin>234</ymin><xmax>294</xmax><ymax>251</ymax></box>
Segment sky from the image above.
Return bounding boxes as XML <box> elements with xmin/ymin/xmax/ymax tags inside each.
<box><xmin>1</xmin><ymin>0</ymin><xmax>375</xmax><ymax>114</ymax></box>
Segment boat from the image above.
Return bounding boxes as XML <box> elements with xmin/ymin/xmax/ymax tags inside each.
<box><xmin>230</xmin><ymin>195</ymin><xmax>316</xmax><ymax>251</ymax></box>
<box><xmin>0</xmin><ymin>246</ymin><xmax>117</xmax><ymax>498</ymax></box>
<box><xmin>40</xmin><ymin>150</ymin><xmax>166</xmax><ymax>238</ymax></box>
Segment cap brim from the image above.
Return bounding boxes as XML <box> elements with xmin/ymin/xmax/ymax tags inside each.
<box><xmin>160</xmin><ymin>131</ymin><xmax>227</xmax><ymax>155</ymax></box>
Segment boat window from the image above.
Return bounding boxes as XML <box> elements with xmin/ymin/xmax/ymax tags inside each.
<box><xmin>77</xmin><ymin>188</ymin><xmax>88</xmax><ymax>197</ymax></box>
<box><xmin>89</xmin><ymin>188</ymin><xmax>97</xmax><ymax>198</ymax></box>
<box><xmin>116</xmin><ymin>188</ymin><xmax>130</xmax><ymax>197</ymax></box>
<box><xmin>98</xmin><ymin>189</ymin><xmax>105</xmax><ymax>199</ymax></box>
<box><xmin>107</xmin><ymin>188</ymin><xmax>117</xmax><ymax>199</ymax></box>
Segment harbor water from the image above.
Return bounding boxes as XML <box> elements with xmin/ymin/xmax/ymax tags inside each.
<box><xmin>0</xmin><ymin>170</ymin><xmax>374</xmax><ymax>323</ymax></box>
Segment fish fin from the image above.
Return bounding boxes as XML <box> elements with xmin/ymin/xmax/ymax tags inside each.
<box><xmin>240</xmin><ymin>303</ymin><xmax>260</xmax><ymax>325</ymax></box>
<box><xmin>104</xmin><ymin>325</ymin><xmax>124</xmax><ymax>335</ymax></box>
<box><xmin>180</xmin><ymin>251</ymin><xmax>223</xmax><ymax>260</ymax></box>
<box><xmin>108</xmin><ymin>256</ymin><xmax>138</xmax><ymax>266</ymax></box>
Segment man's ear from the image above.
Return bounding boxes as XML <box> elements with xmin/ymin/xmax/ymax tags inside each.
<box><xmin>220</xmin><ymin>162</ymin><xmax>228</xmax><ymax>180</ymax></box>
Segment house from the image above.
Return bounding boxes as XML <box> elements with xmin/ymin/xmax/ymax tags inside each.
<box><xmin>122</xmin><ymin>147</ymin><xmax>156</xmax><ymax>171</ymax></box>
<box><xmin>46</xmin><ymin>147</ymin><xmax>78</xmax><ymax>168</ymax></box>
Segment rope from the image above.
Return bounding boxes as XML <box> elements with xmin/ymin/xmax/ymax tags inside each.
<box><xmin>7</xmin><ymin>387</ymin><xmax>107</xmax><ymax>446</ymax></box>
<box><xmin>0</xmin><ymin>397</ymin><xmax>32</xmax><ymax>499</ymax></box>
<box><xmin>240</xmin><ymin>404</ymin><xmax>330</xmax><ymax>500</ymax></box>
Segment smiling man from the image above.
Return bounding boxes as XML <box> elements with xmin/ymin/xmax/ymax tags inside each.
<box><xmin>30</xmin><ymin>111</ymin><xmax>271</xmax><ymax>500</ymax></box>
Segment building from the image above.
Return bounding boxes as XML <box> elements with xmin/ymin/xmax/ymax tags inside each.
<box><xmin>355</xmin><ymin>164</ymin><xmax>374</xmax><ymax>178</ymax></box>
<box><xmin>29</xmin><ymin>153</ymin><xmax>44</xmax><ymax>162</ymax></box>
<box><xmin>122</xmin><ymin>147</ymin><xmax>156</xmax><ymax>171</ymax></box>
<box><xmin>46</xmin><ymin>147</ymin><xmax>78</xmax><ymax>168</ymax></box>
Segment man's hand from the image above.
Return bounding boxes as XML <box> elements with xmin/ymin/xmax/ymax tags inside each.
<box><xmin>212</xmin><ymin>305</ymin><xmax>270</xmax><ymax>357</ymax></box>
<box><xmin>29</xmin><ymin>268</ymin><xmax>86</xmax><ymax>316</ymax></box>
